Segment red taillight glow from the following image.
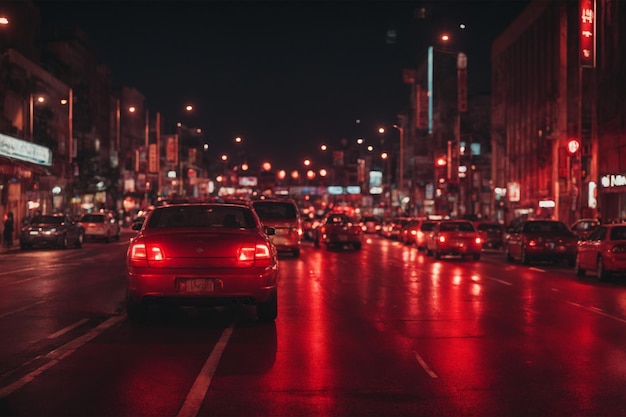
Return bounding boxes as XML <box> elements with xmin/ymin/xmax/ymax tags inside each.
<box><xmin>237</xmin><ymin>243</ymin><xmax>271</xmax><ymax>266</ymax></box>
<box><xmin>439</xmin><ymin>235</ymin><xmax>446</xmax><ymax>243</ymax></box>
<box><xmin>475</xmin><ymin>237</ymin><xmax>482</xmax><ymax>245</ymax></box>
<box><xmin>528</xmin><ymin>240</ymin><xmax>537</xmax><ymax>247</ymax></box>
<box><xmin>130</xmin><ymin>242</ymin><xmax>164</xmax><ymax>261</ymax></box>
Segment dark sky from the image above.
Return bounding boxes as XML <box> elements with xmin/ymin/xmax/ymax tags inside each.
<box><xmin>34</xmin><ymin>0</ymin><xmax>528</xmax><ymax>172</ymax></box>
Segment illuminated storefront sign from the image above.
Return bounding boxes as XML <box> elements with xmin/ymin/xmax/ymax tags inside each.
<box><xmin>507</xmin><ymin>182</ymin><xmax>520</xmax><ymax>202</ymax></box>
<box><xmin>580</xmin><ymin>0</ymin><xmax>596</xmax><ymax>68</ymax></box>
<box><xmin>601</xmin><ymin>174</ymin><xmax>626</xmax><ymax>189</ymax></box>
<box><xmin>0</xmin><ymin>133</ymin><xmax>52</xmax><ymax>166</ymax></box>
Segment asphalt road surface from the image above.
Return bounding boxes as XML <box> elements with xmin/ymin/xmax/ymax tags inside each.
<box><xmin>1</xmin><ymin>231</ymin><xmax>626</xmax><ymax>416</ymax></box>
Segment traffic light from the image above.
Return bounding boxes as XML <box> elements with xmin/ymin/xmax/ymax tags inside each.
<box><xmin>435</xmin><ymin>155</ymin><xmax>447</xmax><ymax>185</ymax></box>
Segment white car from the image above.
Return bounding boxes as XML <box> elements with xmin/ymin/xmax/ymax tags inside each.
<box><xmin>79</xmin><ymin>212</ymin><xmax>121</xmax><ymax>242</ymax></box>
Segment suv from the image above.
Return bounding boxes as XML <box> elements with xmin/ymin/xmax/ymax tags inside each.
<box><xmin>252</xmin><ymin>199</ymin><xmax>303</xmax><ymax>257</ymax></box>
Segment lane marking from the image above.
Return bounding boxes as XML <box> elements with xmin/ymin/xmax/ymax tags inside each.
<box><xmin>0</xmin><ymin>300</ymin><xmax>46</xmax><ymax>319</ymax></box>
<box><xmin>529</xmin><ymin>267</ymin><xmax>546</xmax><ymax>272</ymax></box>
<box><xmin>0</xmin><ymin>315</ymin><xmax>124</xmax><ymax>397</ymax></box>
<box><xmin>177</xmin><ymin>323</ymin><xmax>235</xmax><ymax>417</ymax></box>
<box><xmin>47</xmin><ymin>318</ymin><xmax>89</xmax><ymax>339</ymax></box>
<box><xmin>0</xmin><ymin>267</ymin><xmax>36</xmax><ymax>276</ymax></box>
<box><xmin>414</xmin><ymin>351</ymin><xmax>438</xmax><ymax>379</ymax></box>
<box><xmin>485</xmin><ymin>276</ymin><xmax>513</xmax><ymax>286</ymax></box>
<box><xmin>567</xmin><ymin>301</ymin><xmax>626</xmax><ymax>324</ymax></box>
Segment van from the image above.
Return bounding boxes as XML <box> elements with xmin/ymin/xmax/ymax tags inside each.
<box><xmin>252</xmin><ymin>199</ymin><xmax>303</xmax><ymax>257</ymax></box>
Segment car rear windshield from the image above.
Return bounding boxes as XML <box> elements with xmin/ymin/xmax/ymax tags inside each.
<box><xmin>523</xmin><ymin>221</ymin><xmax>569</xmax><ymax>233</ymax></box>
<box><xmin>440</xmin><ymin>222</ymin><xmax>475</xmax><ymax>232</ymax></box>
<box><xmin>31</xmin><ymin>215</ymin><xmax>64</xmax><ymax>225</ymax></box>
<box><xmin>252</xmin><ymin>202</ymin><xmax>298</xmax><ymax>220</ymax></box>
<box><xmin>421</xmin><ymin>222</ymin><xmax>437</xmax><ymax>231</ymax></box>
<box><xmin>80</xmin><ymin>214</ymin><xmax>105</xmax><ymax>223</ymax></box>
<box><xmin>610</xmin><ymin>226</ymin><xmax>626</xmax><ymax>240</ymax></box>
<box><xmin>477</xmin><ymin>224</ymin><xmax>503</xmax><ymax>232</ymax></box>
<box><xmin>146</xmin><ymin>205</ymin><xmax>257</xmax><ymax>229</ymax></box>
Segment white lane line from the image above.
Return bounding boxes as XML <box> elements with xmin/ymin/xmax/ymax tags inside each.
<box><xmin>486</xmin><ymin>276</ymin><xmax>513</xmax><ymax>286</ymax></box>
<box><xmin>0</xmin><ymin>267</ymin><xmax>36</xmax><ymax>276</ymax></box>
<box><xmin>47</xmin><ymin>318</ymin><xmax>89</xmax><ymax>339</ymax></box>
<box><xmin>568</xmin><ymin>301</ymin><xmax>626</xmax><ymax>324</ymax></box>
<box><xmin>0</xmin><ymin>300</ymin><xmax>46</xmax><ymax>319</ymax></box>
<box><xmin>0</xmin><ymin>315</ymin><xmax>124</xmax><ymax>398</ymax></box>
<box><xmin>177</xmin><ymin>324</ymin><xmax>235</xmax><ymax>417</ymax></box>
<box><xmin>529</xmin><ymin>267</ymin><xmax>546</xmax><ymax>272</ymax></box>
<box><xmin>414</xmin><ymin>351</ymin><xmax>438</xmax><ymax>379</ymax></box>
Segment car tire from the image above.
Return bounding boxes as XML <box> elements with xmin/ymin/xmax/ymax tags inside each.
<box><xmin>597</xmin><ymin>256</ymin><xmax>611</xmax><ymax>281</ymax></box>
<box><xmin>354</xmin><ymin>242</ymin><xmax>362</xmax><ymax>250</ymax></box>
<box><xmin>60</xmin><ymin>234</ymin><xmax>68</xmax><ymax>249</ymax></box>
<box><xmin>473</xmin><ymin>253</ymin><xmax>481</xmax><ymax>261</ymax></box>
<box><xmin>435</xmin><ymin>250</ymin><xmax>441</xmax><ymax>260</ymax></box>
<box><xmin>292</xmin><ymin>248</ymin><xmax>300</xmax><ymax>257</ymax></box>
<box><xmin>75</xmin><ymin>232</ymin><xmax>84</xmax><ymax>248</ymax></box>
<box><xmin>257</xmin><ymin>291</ymin><xmax>277</xmax><ymax>322</ymax></box>
<box><xmin>126</xmin><ymin>291</ymin><xmax>145</xmax><ymax>321</ymax></box>
<box><xmin>521</xmin><ymin>247</ymin><xmax>530</xmax><ymax>265</ymax></box>
<box><xmin>506</xmin><ymin>249</ymin><xmax>514</xmax><ymax>263</ymax></box>
<box><xmin>575</xmin><ymin>254</ymin><xmax>586</xmax><ymax>277</ymax></box>
<box><xmin>426</xmin><ymin>248</ymin><xmax>432</xmax><ymax>256</ymax></box>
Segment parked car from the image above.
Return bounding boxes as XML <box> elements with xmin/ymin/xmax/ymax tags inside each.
<box><xmin>126</xmin><ymin>203</ymin><xmax>279</xmax><ymax>321</ymax></box>
<box><xmin>570</xmin><ymin>218</ymin><xmax>601</xmax><ymax>240</ymax></box>
<box><xmin>425</xmin><ymin>220</ymin><xmax>482</xmax><ymax>260</ymax></box>
<box><xmin>20</xmin><ymin>214</ymin><xmax>85</xmax><ymax>250</ymax></box>
<box><xmin>506</xmin><ymin>219</ymin><xmax>578</xmax><ymax>266</ymax></box>
<box><xmin>475</xmin><ymin>222</ymin><xmax>505</xmax><ymax>249</ymax></box>
<box><xmin>575</xmin><ymin>224</ymin><xmax>626</xmax><ymax>280</ymax></box>
<box><xmin>251</xmin><ymin>199</ymin><xmax>302</xmax><ymax>257</ymax></box>
<box><xmin>314</xmin><ymin>212</ymin><xmax>363</xmax><ymax>250</ymax></box>
<box><xmin>79</xmin><ymin>211</ymin><xmax>121</xmax><ymax>242</ymax></box>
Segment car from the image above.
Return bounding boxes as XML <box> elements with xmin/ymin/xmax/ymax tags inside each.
<box><xmin>388</xmin><ymin>217</ymin><xmax>413</xmax><ymax>240</ymax></box>
<box><xmin>475</xmin><ymin>222</ymin><xmax>505</xmax><ymax>249</ymax></box>
<box><xmin>575</xmin><ymin>224</ymin><xmax>626</xmax><ymax>281</ymax></box>
<box><xmin>126</xmin><ymin>203</ymin><xmax>279</xmax><ymax>321</ymax></box>
<box><xmin>425</xmin><ymin>220</ymin><xmax>482</xmax><ymax>260</ymax></box>
<box><xmin>570</xmin><ymin>218</ymin><xmax>601</xmax><ymax>240</ymax></box>
<box><xmin>314</xmin><ymin>212</ymin><xmax>363</xmax><ymax>250</ymax></box>
<box><xmin>399</xmin><ymin>219</ymin><xmax>438</xmax><ymax>249</ymax></box>
<box><xmin>506</xmin><ymin>219</ymin><xmax>578</xmax><ymax>266</ymax></box>
<box><xmin>360</xmin><ymin>215</ymin><xmax>382</xmax><ymax>234</ymax></box>
<box><xmin>19</xmin><ymin>213</ymin><xmax>85</xmax><ymax>250</ymax></box>
<box><xmin>251</xmin><ymin>199</ymin><xmax>302</xmax><ymax>257</ymax></box>
<box><xmin>78</xmin><ymin>211</ymin><xmax>121</xmax><ymax>242</ymax></box>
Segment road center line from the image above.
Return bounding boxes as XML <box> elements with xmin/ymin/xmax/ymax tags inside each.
<box><xmin>177</xmin><ymin>323</ymin><xmax>235</xmax><ymax>417</ymax></box>
<box><xmin>486</xmin><ymin>276</ymin><xmax>513</xmax><ymax>286</ymax></box>
<box><xmin>414</xmin><ymin>351</ymin><xmax>438</xmax><ymax>379</ymax></box>
<box><xmin>0</xmin><ymin>315</ymin><xmax>124</xmax><ymax>398</ymax></box>
<box><xmin>47</xmin><ymin>318</ymin><xmax>89</xmax><ymax>339</ymax></box>
<box><xmin>567</xmin><ymin>301</ymin><xmax>626</xmax><ymax>324</ymax></box>
<box><xmin>0</xmin><ymin>300</ymin><xmax>46</xmax><ymax>319</ymax></box>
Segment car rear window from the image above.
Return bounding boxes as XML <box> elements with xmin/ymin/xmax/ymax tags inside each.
<box><xmin>523</xmin><ymin>221</ymin><xmax>569</xmax><ymax>233</ymax></box>
<box><xmin>440</xmin><ymin>222</ymin><xmax>475</xmax><ymax>232</ymax></box>
<box><xmin>610</xmin><ymin>226</ymin><xmax>626</xmax><ymax>240</ymax></box>
<box><xmin>252</xmin><ymin>202</ymin><xmax>298</xmax><ymax>220</ymax></box>
<box><xmin>421</xmin><ymin>222</ymin><xmax>437</xmax><ymax>231</ymax></box>
<box><xmin>146</xmin><ymin>206</ymin><xmax>257</xmax><ymax>229</ymax></box>
<box><xmin>31</xmin><ymin>215</ymin><xmax>64</xmax><ymax>225</ymax></box>
<box><xmin>80</xmin><ymin>214</ymin><xmax>105</xmax><ymax>223</ymax></box>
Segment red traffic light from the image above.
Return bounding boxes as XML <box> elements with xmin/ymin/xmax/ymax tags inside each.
<box><xmin>567</xmin><ymin>138</ymin><xmax>580</xmax><ymax>155</ymax></box>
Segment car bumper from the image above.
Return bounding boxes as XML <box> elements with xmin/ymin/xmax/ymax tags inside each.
<box><xmin>127</xmin><ymin>266</ymin><xmax>278</xmax><ymax>305</ymax></box>
<box><xmin>20</xmin><ymin>234</ymin><xmax>64</xmax><ymax>246</ymax></box>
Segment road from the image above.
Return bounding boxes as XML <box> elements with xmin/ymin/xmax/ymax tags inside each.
<box><xmin>1</xmin><ymin>231</ymin><xmax>626</xmax><ymax>416</ymax></box>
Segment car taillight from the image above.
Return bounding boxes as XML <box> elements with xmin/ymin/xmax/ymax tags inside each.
<box><xmin>475</xmin><ymin>237</ymin><xmax>482</xmax><ymax>245</ymax></box>
<box><xmin>438</xmin><ymin>235</ymin><xmax>446</xmax><ymax>243</ymax></box>
<box><xmin>130</xmin><ymin>242</ymin><xmax>164</xmax><ymax>262</ymax></box>
<box><xmin>410</xmin><ymin>230</ymin><xmax>417</xmax><ymax>236</ymax></box>
<box><xmin>237</xmin><ymin>243</ymin><xmax>271</xmax><ymax>266</ymax></box>
<box><xmin>528</xmin><ymin>240</ymin><xmax>537</xmax><ymax>247</ymax></box>
<box><xmin>417</xmin><ymin>231</ymin><xmax>424</xmax><ymax>239</ymax></box>
<box><xmin>611</xmin><ymin>245</ymin><xmax>626</xmax><ymax>253</ymax></box>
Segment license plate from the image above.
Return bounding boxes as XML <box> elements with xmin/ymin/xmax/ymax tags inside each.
<box><xmin>339</xmin><ymin>234</ymin><xmax>348</xmax><ymax>241</ymax></box>
<box><xmin>181</xmin><ymin>279</ymin><xmax>214</xmax><ymax>293</ymax></box>
<box><xmin>555</xmin><ymin>245</ymin><xmax>566</xmax><ymax>252</ymax></box>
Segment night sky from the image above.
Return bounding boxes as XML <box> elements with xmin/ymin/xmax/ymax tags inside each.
<box><xmin>33</xmin><ymin>0</ymin><xmax>528</xmax><ymax>172</ymax></box>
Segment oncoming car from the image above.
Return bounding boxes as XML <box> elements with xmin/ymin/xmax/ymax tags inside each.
<box><xmin>126</xmin><ymin>203</ymin><xmax>279</xmax><ymax>321</ymax></box>
<box><xmin>19</xmin><ymin>214</ymin><xmax>84</xmax><ymax>250</ymax></box>
<box><xmin>79</xmin><ymin>212</ymin><xmax>121</xmax><ymax>242</ymax></box>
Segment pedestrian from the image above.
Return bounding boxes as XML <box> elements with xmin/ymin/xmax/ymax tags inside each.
<box><xmin>3</xmin><ymin>211</ymin><xmax>14</xmax><ymax>248</ymax></box>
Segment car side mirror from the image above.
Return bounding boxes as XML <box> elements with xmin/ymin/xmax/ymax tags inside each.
<box><xmin>265</xmin><ymin>226</ymin><xmax>276</xmax><ymax>236</ymax></box>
